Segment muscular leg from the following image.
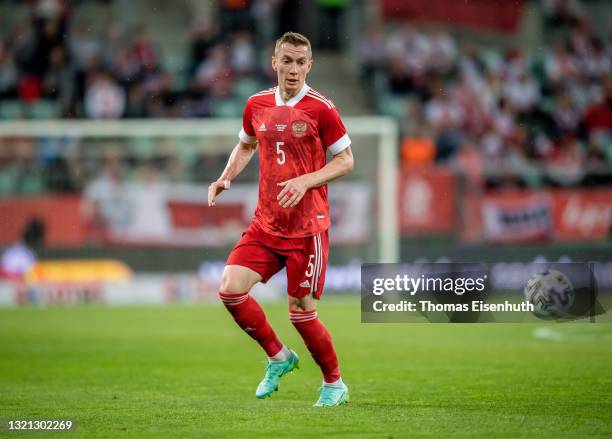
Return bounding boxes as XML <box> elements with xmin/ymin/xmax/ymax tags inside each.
<box><xmin>289</xmin><ymin>294</ymin><xmax>341</xmax><ymax>384</ymax></box>
<box><xmin>218</xmin><ymin>265</ymin><xmax>285</xmax><ymax>358</ymax></box>
<box><xmin>221</xmin><ymin>264</ymin><xmax>262</xmax><ymax>293</ymax></box>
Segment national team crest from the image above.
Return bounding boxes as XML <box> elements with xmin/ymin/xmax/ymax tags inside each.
<box><xmin>292</xmin><ymin>120</ymin><xmax>308</xmax><ymax>137</ymax></box>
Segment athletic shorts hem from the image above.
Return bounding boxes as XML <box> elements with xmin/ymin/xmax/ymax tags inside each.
<box><xmin>224</xmin><ymin>261</ymin><xmax>272</xmax><ymax>284</ymax></box>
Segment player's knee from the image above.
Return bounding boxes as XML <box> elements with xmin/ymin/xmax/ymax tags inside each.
<box><xmin>220</xmin><ymin>265</ymin><xmax>259</xmax><ymax>293</ymax></box>
<box><xmin>220</xmin><ymin>271</ymin><xmax>241</xmax><ymax>293</ymax></box>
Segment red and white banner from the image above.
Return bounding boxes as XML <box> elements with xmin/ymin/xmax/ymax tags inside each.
<box><xmin>0</xmin><ymin>183</ymin><xmax>371</xmax><ymax>247</ymax></box>
<box><xmin>87</xmin><ymin>181</ymin><xmax>372</xmax><ymax>247</ymax></box>
<box><xmin>0</xmin><ymin>196</ymin><xmax>87</xmax><ymax>246</ymax></box>
<box><xmin>553</xmin><ymin>190</ymin><xmax>612</xmax><ymax>241</ymax></box>
<box><xmin>1</xmin><ymin>182</ymin><xmax>609</xmax><ymax>247</ymax></box>
<box><xmin>481</xmin><ymin>192</ymin><xmax>552</xmax><ymax>243</ymax></box>
<box><xmin>462</xmin><ymin>189</ymin><xmax>612</xmax><ymax>243</ymax></box>
<box><xmin>399</xmin><ymin>167</ymin><xmax>455</xmax><ymax>235</ymax></box>
<box><xmin>112</xmin><ymin>182</ymin><xmax>371</xmax><ymax>246</ymax></box>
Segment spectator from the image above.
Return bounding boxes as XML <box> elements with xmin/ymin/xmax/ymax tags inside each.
<box><xmin>30</xmin><ymin>16</ymin><xmax>66</xmax><ymax>77</ymax></box>
<box><xmin>195</xmin><ymin>44</ymin><xmax>235</xmax><ymax>100</ymax></box>
<box><xmin>84</xmin><ymin>70</ymin><xmax>125</xmax><ymax>119</ymax></box>
<box><xmin>188</xmin><ymin>17</ymin><xmax>218</xmax><ymax>76</ymax></box>
<box><xmin>42</xmin><ymin>46</ymin><xmax>74</xmax><ymax>113</ymax></box>
<box><xmin>582</xmin><ymin>132</ymin><xmax>611</xmax><ymax>186</ymax></box>
<box><xmin>0</xmin><ymin>219</ymin><xmax>45</xmax><ymax>282</ymax></box>
<box><xmin>147</xmin><ymin>73</ymin><xmax>182</xmax><ymax>118</ymax></box>
<box><xmin>126</xmin><ymin>162</ymin><xmax>171</xmax><ymax>239</ymax></box>
<box><xmin>542</xmin><ymin>0</ymin><xmax>584</xmax><ymax>28</ymax></box>
<box><xmin>112</xmin><ymin>46</ymin><xmax>141</xmax><ymax>87</ymax></box>
<box><xmin>544</xmin><ymin>41</ymin><xmax>579</xmax><ymax>90</ymax></box>
<box><xmin>400</xmin><ymin>125</ymin><xmax>436</xmax><ymax>167</ymax></box>
<box><xmin>230</xmin><ymin>30</ymin><xmax>256</xmax><ymax>75</ymax></box>
<box><xmin>357</xmin><ymin>25</ymin><xmax>387</xmax><ymax>86</ymax></box>
<box><xmin>583</xmin><ymin>38</ymin><xmax>610</xmax><ymax>80</ymax></box>
<box><xmin>0</xmin><ymin>41</ymin><xmax>18</xmax><ymax>98</ymax></box>
<box><xmin>491</xmin><ymin>98</ymin><xmax>518</xmax><ymax>141</ymax></box>
<box><xmin>130</xmin><ymin>26</ymin><xmax>159</xmax><ymax>74</ymax></box>
<box><xmin>428</xmin><ymin>29</ymin><xmax>457</xmax><ymax>77</ymax></box>
<box><xmin>546</xmin><ymin>135</ymin><xmax>586</xmax><ymax>186</ymax></box>
<box><xmin>502</xmin><ymin>72</ymin><xmax>540</xmax><ymax>113</ymax></box>
<box><xmin>582</xmin><ymin>79</ymin><xmax>612</xmax><ymax>135</ymax></box>
<box><xmin>81</xmin><ymin>148</ymin><xmax>132</xmax><ymax>239</ymax></box>
<box><xmin>424</xmin><ymin>83</ymin><xmax>465</xmax><ymax>161</ymax></box>
<box><xmin>553</xmin><ymin>91</ymin><xmax>582</xmax><ymax>135</ymax></box>
<box><xmin>70</xmin><ymin>21</ymin><xmax>102</xmax><ymax>71</ymax></box>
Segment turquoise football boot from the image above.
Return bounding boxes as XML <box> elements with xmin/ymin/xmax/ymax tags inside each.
<box><xmin>255</xmin><ymin>350</ymin><xmax>299</xmax><ymax>399</ymax></box>
<box><xmin>313</xmin><ymin>383</ymin><xmax>349</xmax><ymax>407</ymax></box>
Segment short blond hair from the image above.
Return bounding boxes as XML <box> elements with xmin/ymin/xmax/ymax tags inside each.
<box><xmin>274</xmin><ymin>32</ymin><xmax>312</xmax><ymax>58</ymax></box>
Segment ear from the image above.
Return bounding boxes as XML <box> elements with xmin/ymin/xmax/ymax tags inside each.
<box><xmin>271</xmin><ymin>56</ymin><xmax>277</xmax><ymax>72</ymax></box>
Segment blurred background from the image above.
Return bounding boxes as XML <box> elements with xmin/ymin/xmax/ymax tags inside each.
<box><xmin>0</xmin><ymin>0</ymin><xmax>610</xmax><ymax>306</ymax></box>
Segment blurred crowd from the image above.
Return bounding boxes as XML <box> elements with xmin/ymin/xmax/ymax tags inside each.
<box><xmin>0</xmin><ymin>0</ymin><xmax>611</xmax><ymax>193</ymax></box>
<box><xmin>0</xmin><ymin>0</ymin><xmax>285</xmax><ymax>119</ymax></box>
<box><xmin>0</xmin><ymin>0</ymin><xmax>352</xmax><ymax>120</ymax></box>
<box><xmin>0</xmin><ymin>135</ymin><xmax>247</xmax><ymax>196</ymax></box>
<box><xmin>358</xmin><ymin>11</ymin><xmax>611</xmax><ymax>188</ymax></box>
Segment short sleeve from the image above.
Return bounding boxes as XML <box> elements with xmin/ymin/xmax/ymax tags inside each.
<box><xmin>238</xmin><ymin>99</ymin><xmax>257</xmax><ymax>144</ymax></box>
<box><xmin>319</xmin><ymin>106</ymin><xmax>351</xmax><ymax>154</ymax></box>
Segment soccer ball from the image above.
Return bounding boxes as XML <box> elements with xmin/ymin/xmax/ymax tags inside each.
<box><xmin>524</xmin><ymin>268</ymin><xmax>575</xmax><ymax>319</ymax></box>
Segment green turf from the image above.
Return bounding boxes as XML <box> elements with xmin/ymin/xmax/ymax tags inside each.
<box><xmin>1</xmin><ymin>299</ymin><xmax>611</xmax><ymax>438</ymax></box>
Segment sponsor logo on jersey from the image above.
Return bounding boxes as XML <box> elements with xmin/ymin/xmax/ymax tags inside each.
<box><xmin>300</xmin><ymin>280</ymin><xmax>311</xmax><ymax>288</ymax></box>
<box><xmin>292</xmin><ymin>120</ymin><xmax>308</xmax><ymax>137</ymax></box>
<box><xmin>258</xmin><ymin>123</ymin><xmax>267</xmax><ymax>131</ymax></box>
<box><xmin>275</xmin><ymin>124</ymin><xmax>287</xmax><ymax>132</ymax></box>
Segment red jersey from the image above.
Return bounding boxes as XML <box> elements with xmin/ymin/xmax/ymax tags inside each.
<box><xmin>238</xmin><ymin>84</ymin><xmax>351</xmax><ymax>238</ymax></box>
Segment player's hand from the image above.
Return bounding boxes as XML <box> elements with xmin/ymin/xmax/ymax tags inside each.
<box><xmin>277</xmin><ymin>175</ymin><xmax>313</xmax><ymax>208</ymax></box>
<box><xmin>208</xmin><ymin>179</ymin><xmax>230</xmax><ymax>206</ymax></box>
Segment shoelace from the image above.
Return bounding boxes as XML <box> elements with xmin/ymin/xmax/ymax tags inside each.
<box><xmin>262</xmin><ymin>361</ymin><xmax>287</xmax><ymax>385</ymax></box>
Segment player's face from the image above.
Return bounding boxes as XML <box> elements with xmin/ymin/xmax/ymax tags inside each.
<box><xmin>272</xmin><ymin>43</ymin><xmax>312</xmax><ymax>97</ymax></box>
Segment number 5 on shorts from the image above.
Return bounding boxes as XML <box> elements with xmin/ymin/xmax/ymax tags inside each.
<box><xmin>305</xmin><ymin>254</ymin><xmax>315</xmax><ymax>278</ymax></box>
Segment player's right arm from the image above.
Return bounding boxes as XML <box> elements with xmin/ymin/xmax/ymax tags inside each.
<box><xmin>208</xmin><ymin>140</ymin><xmax>257</xmax><ymax>206</ymax></box>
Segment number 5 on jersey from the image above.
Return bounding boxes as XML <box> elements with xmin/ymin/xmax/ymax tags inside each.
<box><xmin>276</xmin><ymin>141</ymin><xmax>285</xmax><ymax>165</ymax></box>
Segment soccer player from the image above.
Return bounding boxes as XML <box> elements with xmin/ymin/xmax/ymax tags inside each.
<box><xmin>208</xmin><ymin>32</ymin><xmax>353</xmax><ymax>407</ymax></box>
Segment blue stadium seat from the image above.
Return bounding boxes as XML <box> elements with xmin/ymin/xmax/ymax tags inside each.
<box><xmin>0</xmin><ymin>167</ymin><xmax>17</xmax><ymax>196</ymax></box>
<box><xmin>377</xmin><ymin>94</ymin><xmax>407</xmax><ymax>121</ymax></box>
<box><xmin>0</xmin><ymin>100</ymin><xmax>24</xmax><ymax>119</ymax></box>
<box><xmin>30</xmin><ymin>100</ymin><xmax>60</xmax><ymax>119</ymax></box>
<box><xmin>210</xmin><ymin>98</ymin><xmax>242</xmax><ymax>118</ymax></box>
<box><xmin>234</xmin><ymin>78</ymin><xmax>262</xmax><ymax>101</ymax></box>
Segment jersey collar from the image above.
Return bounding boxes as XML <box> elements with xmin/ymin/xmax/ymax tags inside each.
<box><xmin>275</xmin><ymin>83</ymin><xmax>310</xmax><ymax>107</ymax></box>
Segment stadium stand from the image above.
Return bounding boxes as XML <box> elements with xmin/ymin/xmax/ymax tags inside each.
<box><xmin>0</xmin><ymin>0</ymin><xmax>610</xmax><ymax>196</ymax></box>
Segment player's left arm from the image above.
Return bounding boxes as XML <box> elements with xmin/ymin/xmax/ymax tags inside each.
<box><xmin>277</xmin><ymin>146</ymin><xmax>353</xmax><ymax>208</ymax></box>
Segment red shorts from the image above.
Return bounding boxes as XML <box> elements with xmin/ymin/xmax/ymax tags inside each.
<box><xmin>226</xmin><ymin>223</ymin><xmax>329</xmax><ymax>299</ymax></box>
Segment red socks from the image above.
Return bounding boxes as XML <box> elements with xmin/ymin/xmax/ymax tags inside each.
<box><xmin>219</xmin><ymin>292</ymin><xmax>340</xmax><ymax>383</ymax></box>
<box><xmin>290</xmin><ymin>309</ymin><xmax>340</xmax><ymax>383</ymax></box>
<box><xmin>218</xmin><ymin>292</ymin><xmax>283</xmax><ymax>357</ymax></box>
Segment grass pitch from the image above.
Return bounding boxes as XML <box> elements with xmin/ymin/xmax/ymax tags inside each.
<box><xmin>1</xmin><ymin>299</ymin><xmax>611</xmax><ymax>438</ymax></box>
